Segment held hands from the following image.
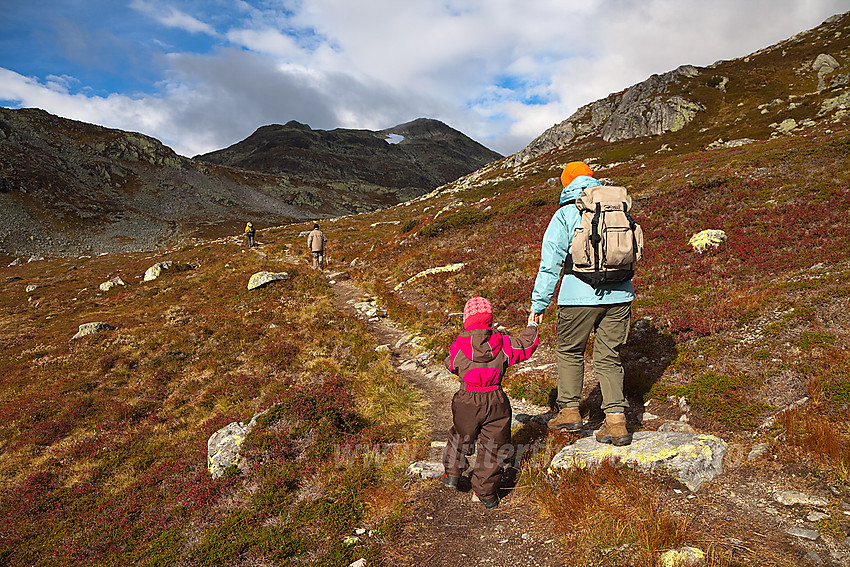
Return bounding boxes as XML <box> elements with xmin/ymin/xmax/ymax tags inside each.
<box><xmin>528</xmin><ymin>311</ymin><xmax>544</xmax><ymax>326</ymax></box>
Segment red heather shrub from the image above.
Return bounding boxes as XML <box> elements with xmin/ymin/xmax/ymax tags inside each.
<box><xmin>280</xmin><ymin>376</ymin><xmax>360</xmax><ymax>433</ymax></box>
<box><xmin>258</xmin><ymin>338</ymin><xmax>300</xmax><ymax>370</ymax></box>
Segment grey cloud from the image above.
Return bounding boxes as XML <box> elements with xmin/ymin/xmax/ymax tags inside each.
<box><xmin>159</xmin><ymin>48</ymin><xmax>452</xmax><ymax>155</ymax></box>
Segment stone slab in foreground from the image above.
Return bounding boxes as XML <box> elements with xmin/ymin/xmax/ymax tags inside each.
<box><xmin>549</xmin><ymin>430</ymin><xmax>727</xmax><ymax>492</ymax></box>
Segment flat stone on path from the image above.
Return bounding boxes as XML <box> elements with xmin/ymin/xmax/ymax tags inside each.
<box><xmin>787</xmin><ymin>527</ymin><xmax>820</xmax><ymax>540</ymax></box>
<box><xmin>407</xmin><ymin>459</ymin><xmax>444</xmax><ymax>479</ymax></box>
<box><xmin>549</xmin><ymin>430</ymin><xmax>727</xmax><ymax>491</ymax></box>
<box><xmin>774</xmin><ymin>490</ymin><xmax>829</xmax><ymax>507</ymax></box>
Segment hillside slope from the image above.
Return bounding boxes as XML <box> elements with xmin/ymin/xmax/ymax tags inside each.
<box><xmin>0</xmin><ymin>111</ymin><xmax>500</xmax><ymax>261</ymax></box>
<box><xmin>1</xmin><ymin>10</ymin><xmax>849</xmax><ymax>567</ymax></box>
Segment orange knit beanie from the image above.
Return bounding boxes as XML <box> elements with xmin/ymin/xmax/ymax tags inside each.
<box><xmin>560</xmin><ymin>161</ymin><xmax>594</xmax><ymax>188</ymax></box>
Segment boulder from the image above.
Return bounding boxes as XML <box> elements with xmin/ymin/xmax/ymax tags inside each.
<box><xmin>207</xmin><ymin>419</ymin><xmax>255</xmax><ymax>478</ymax></box>
<box><xmin>143</xmin><ymin>261</ymin><xmax>173</xmax><ymax>282</ymax></box>
<box><xmin>99</xmin><ymin>276</ymin><xmax>127</xmax><ymax>292</ymax></box>
<box><xmin>72</xmin><ymin>322</ymin><xmax>117</xmax><ymax>340</ymax></box>
<box><xmin>549</xmin><ymin>430</ymin><xmax>727</xmax><ymax>491</ymax></box>
<box><xmin>247</xmin><ymin>271</ymin><xmax>290</xmax><ymax>290</ymax></box>
<box><xmin>813</xmin><ymin>53</ymin><xmax>840</xmax><ymax>90</ymax></box>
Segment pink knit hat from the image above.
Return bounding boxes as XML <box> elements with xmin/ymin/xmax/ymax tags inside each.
<box><xmin>463</xmin><ymin>296</ymin><xmax>493</xmax><ymax>330</ymax></box>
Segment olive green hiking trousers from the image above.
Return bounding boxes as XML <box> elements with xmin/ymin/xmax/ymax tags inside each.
<box><xmin>555</xmin><ymin>303</ymin><xmax>631</xmax><ymax>414</ymax></box>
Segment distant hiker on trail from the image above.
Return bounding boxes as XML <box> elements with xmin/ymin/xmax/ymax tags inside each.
<box><xmin>529</xmin><ymin>161</ymin><xmax>636</xmax><ymax>446</ymax></box>
<box><xmin>244</xmin><ymin>222</ymin><xmax>255</xmax><ymax>248</ymax></box>
<box><xmin>442</xmin><ymin>295</ymin><xmax>539</xmax><ymax>510</ymax></box>
<box><xmin>307</xmin><ymin>222</ymin><xmax>327</xmax><ymax>269</ymax></box>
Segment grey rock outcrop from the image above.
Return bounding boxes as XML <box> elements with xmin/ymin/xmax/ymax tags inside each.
<box><xmin>506</xmin><ymin>65</ymin><xmax>704</xmax><ymax>167</ymax></box>
<box><xmin>72</xmin><ymin>322</ymin><xmax>117</xmax><ymax>340</ymax></box>
<box><xmin>549</xmin><ymin>430</ymin><xmax>727</xmax><ymax>492</ymax></box>
<box><xmin>247</xmin><ymin>271</ymin><xmax>290</xmax><ymax>290</ymax></box>
<box><xmin>813</xmin><ymin>53</ymin><xmax>841</xmax><ymax>90</ymax></box>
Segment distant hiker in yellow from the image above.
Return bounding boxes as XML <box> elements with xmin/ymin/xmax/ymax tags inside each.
<box><xmin>244</xmin><ymin>222</ymin><xmax>255</xmax><ymax>248</ymax></box>
<box><xmin>307</xmin><ymin>222</ymin><xmax>327</xmax><ymax>269</ymax></box>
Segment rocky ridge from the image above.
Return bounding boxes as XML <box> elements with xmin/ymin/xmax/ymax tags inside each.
<box><xmin>0</xmin><ymin>110</ymin><xmax>500</xmax><ymax>260</ymax></box>
<box><xmin>505</xmin><ymin>12</ymin><xmax>850</xmax><ymax>168</ymax></box>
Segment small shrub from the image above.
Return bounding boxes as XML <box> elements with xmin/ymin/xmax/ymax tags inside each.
<box><xmin>418</xmin><ymin>208</ymin><xmax>493</xmax><ymax>237</ymax></box>
<box><xmin>399</xmin><ymin>219</ymin><xmax>418</xmax><ymax>233</ymax></box>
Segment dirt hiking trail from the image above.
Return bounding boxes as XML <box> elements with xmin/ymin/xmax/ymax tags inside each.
<box><xmin>329</xmin><ymin>276</ymin><xmax>570</xmax><ymax>567</ymax></box>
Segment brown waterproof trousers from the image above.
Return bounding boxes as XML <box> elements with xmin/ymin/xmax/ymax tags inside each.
<box><xmin>442</xmin><ymin>389</ymin><xmax>512</xmax><ymax>498</ymax></box>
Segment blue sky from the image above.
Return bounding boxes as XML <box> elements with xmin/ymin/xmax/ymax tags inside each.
<box><xmin>1</xmin><ymin>0</ymin><xmax>846</xmax><ymax>157</ymax></box>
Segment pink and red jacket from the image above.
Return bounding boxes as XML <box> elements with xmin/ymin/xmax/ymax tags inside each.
<box><xmin>444</xmin><ymin>324</ymin><xmax>539</xmax><ymax>392</ymax></box>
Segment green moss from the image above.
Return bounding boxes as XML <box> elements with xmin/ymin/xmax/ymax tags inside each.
<box><xmin>187</xmin><ymin>511</ymin><xmax>304</xmax><ymax>566</ymax></box>
<box><xmin>650</xmin><ymin>371</ymin><xmax>774</xmax><ymax>428</ymax></box>
<box><xmin>136</xmin><ymin>523</ymin><xmax>188</xmax><ymax>567</ymax></box>
<box><xmin>797</xmin><ymin>331</ymin><xmax>836</xmax><ymax>349</ymax></box>
<box><xmin>750</xmin><ymin>349</ymin><xmax>773</xmax><ymax>360</ymax></box>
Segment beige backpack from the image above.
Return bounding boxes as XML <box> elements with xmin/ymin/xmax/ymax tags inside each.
<box><xmin>569</xmin><ymin>185</ymin><xmax>644</xmax><ymax>287</ymax></box>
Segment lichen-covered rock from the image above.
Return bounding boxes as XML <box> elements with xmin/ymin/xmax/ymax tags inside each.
<box><xmin>660</xmin><ymin>546</ymin><xmax>705</xmax><ymax>567</ymax></box>
<box><xmin>774</xmin><ymin>490</ymin><xmax>829</xmax><ymax>507</ymax></box>
<box><xmin>688</xmin><ymin>229</ymin><xmax>727</xmax><ymax>252</ymax></box>
<box><xmin>72</xmin><ymin>322</ymin><xmax>117</xmax><ymax>340</ymax></box>
<box><xmin>247</xmin><ymin>271</ymin><xmax>290</xmax><ymax>290</ymax></box>
<box><xmin>773</xmin><ymin>118</ymin><xmax>799</xmax><ymax>134</ymax></box>
<box><xmin>207</xmin><ymin>420</ymin><xmax>255</xmax><ymax>478</ymax></box>
<box><xmin>549</xmin><ymin>431</ymin><xmax>727</xmax><ymax>491</ymax></box>
<box><xmin>143</xmin><ymin>261</ymin><xmax>173</xmax><ymax>282</ymax></box>
<box><xmin>813</xmin><ymin>53</ymin><xmax>840</xmax><ymax>90</ymax></box>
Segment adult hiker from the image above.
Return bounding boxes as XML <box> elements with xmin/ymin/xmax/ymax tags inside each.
<box><xmin>442</xmin><ymin>295</ymin><xmax>539</xmax><ymax>510</ymax></box>
<box><xmin>244</xmin><ymin>221</ymin><xmax>255</xmax><ymax>248</ymax></box>
<box><xmin>529</xmin><ymin>161</ymin><xmax>635</xmax><ymax>446</ymax></box>
<box><xmin>307</xmin><ymin>222</ymin><xmax>327</xmax><ymax>269</ymax></box>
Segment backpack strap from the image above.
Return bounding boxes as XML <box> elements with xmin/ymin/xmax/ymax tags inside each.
<box><xmin>624</xmin><ymin>202</ymin><xmax>638</xmax><ymax>269</ymax></box>
<box><xmin>591</xmin><ymin>202</ymin><xmax>602</xmax><ymax>271</ymax></box>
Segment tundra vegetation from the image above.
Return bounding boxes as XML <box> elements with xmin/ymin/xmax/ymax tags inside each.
<box><xmin>5</xmin><ymin>116</ymin><xmax>850</xmax><ymax>566</ymax></box>
<box><xmin>2</xmin><ymin>126</ymin><xmax>849</xmax><ymax>565</ymax></box>
<box><xmin>3</xmin><ymin>16</ymin><xmax>850</xmax><ymax>562</ymax></box>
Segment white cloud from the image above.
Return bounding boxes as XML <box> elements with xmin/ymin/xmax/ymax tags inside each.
<box><xmin>130</xmin><ymin>0</ymin><xmax>217</xmax><ymax>36</ymax></box>
<box><xmin>3</xmin><ymin>0</ymin><xmax>848</xmax><ymax>157</ymax></box>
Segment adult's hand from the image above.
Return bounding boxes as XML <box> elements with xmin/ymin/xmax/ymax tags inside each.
<box><xmin>529</xmin><ymin>311</ymin><xmax>545</xmax><ymax>325</ymax></box>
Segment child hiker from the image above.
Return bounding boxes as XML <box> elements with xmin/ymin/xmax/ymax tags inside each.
<box><xmin>441</xmin><ymin>296</ymin><xmax>539</xmax><ymax>510</ymax></box>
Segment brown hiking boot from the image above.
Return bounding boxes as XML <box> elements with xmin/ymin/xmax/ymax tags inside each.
<box><xmin>547</xmin><ymin>407</ymin><xmax>583</xmax><ymax>431</ymax></box>
<box><xmin>595</xmin><ymin>413</ymin><xmax>631</xmax><ymax>446</ymax></box>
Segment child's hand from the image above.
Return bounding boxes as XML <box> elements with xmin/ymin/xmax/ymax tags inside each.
<box><xmin>528</xmin><ymin>312</ymin><xmax>543</xmax><ymax>326</ymax></box>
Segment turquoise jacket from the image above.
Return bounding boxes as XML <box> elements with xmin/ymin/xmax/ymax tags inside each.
<box><xmin>531</xmin><ymin>176</ymin><xmax>635</xmax><ymax>313</ymax></box>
